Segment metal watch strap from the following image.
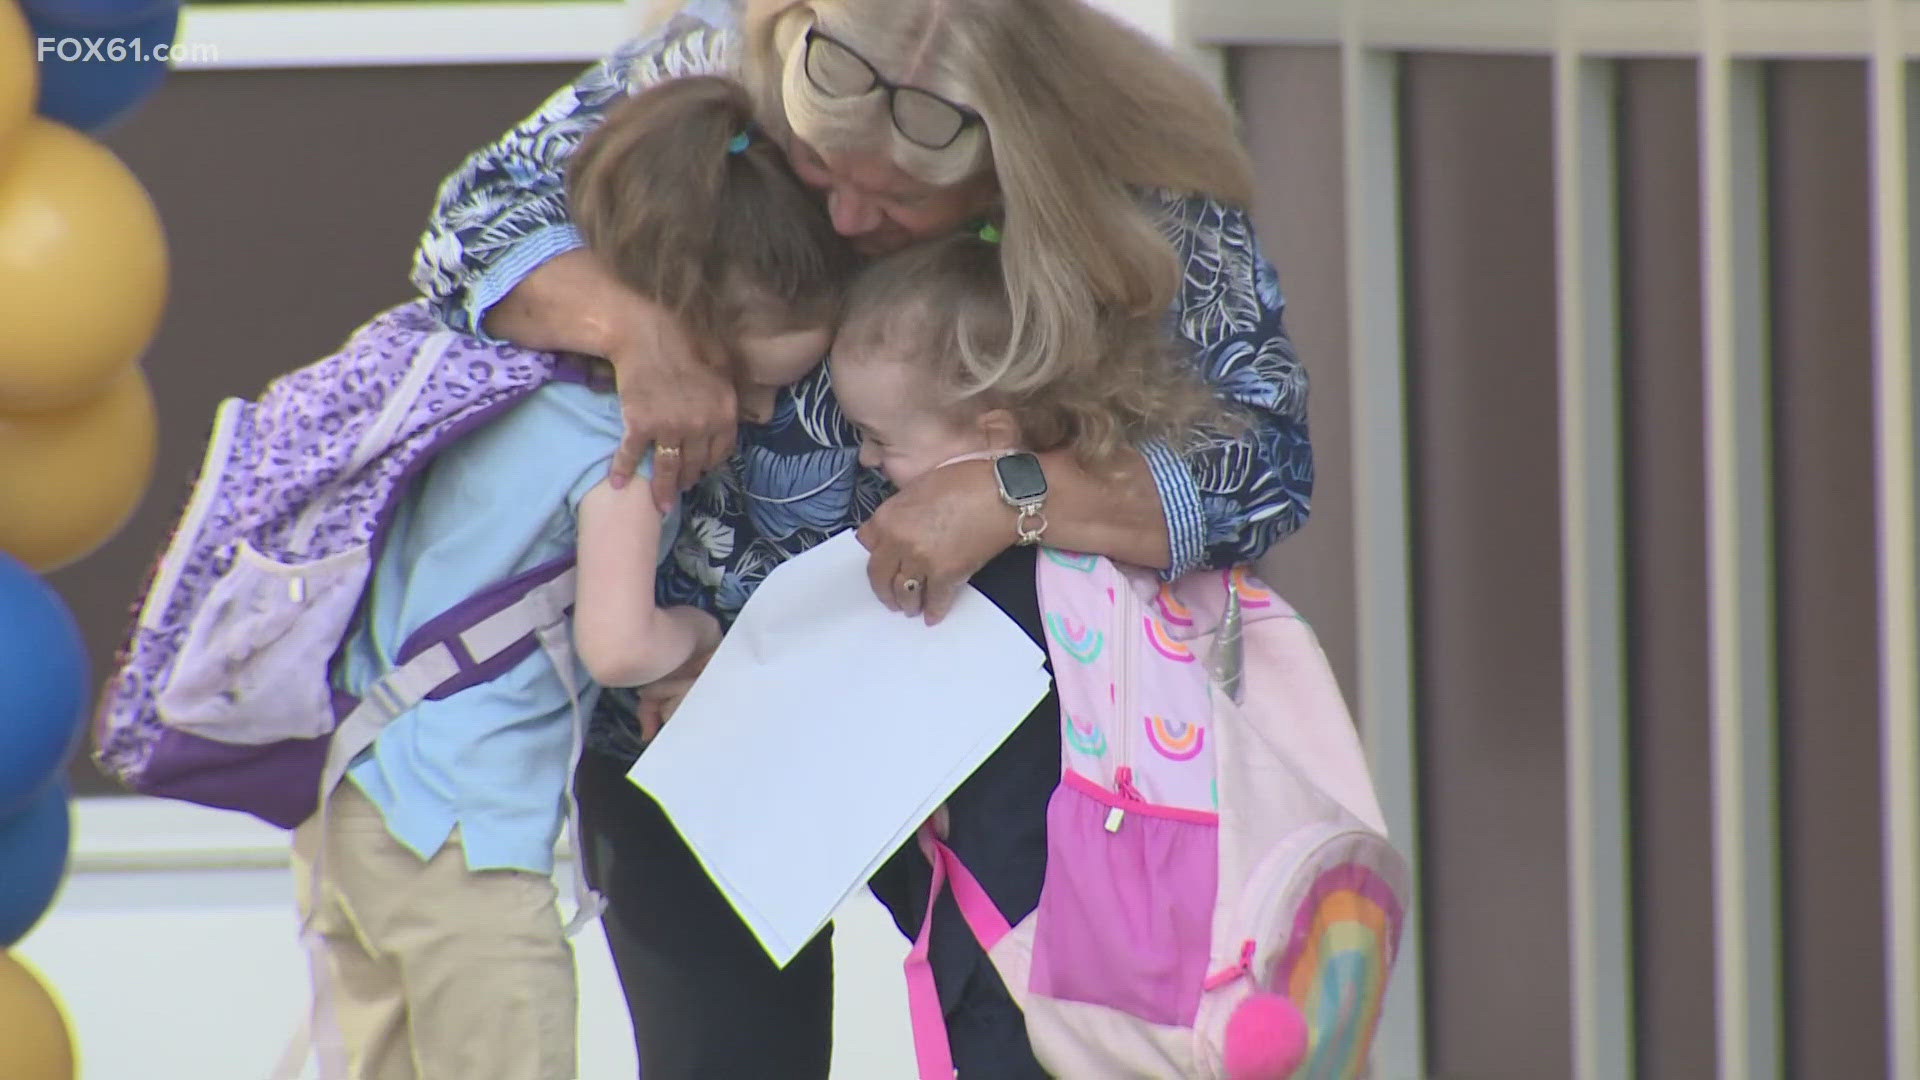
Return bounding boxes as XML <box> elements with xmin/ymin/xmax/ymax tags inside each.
<box><xmin>1014</xmin><ymin>503</ymin><xmax>1048</xmax><ymax>545</ymax></box>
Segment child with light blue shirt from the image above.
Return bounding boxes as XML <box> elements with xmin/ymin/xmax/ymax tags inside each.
<box><xmin>291</xmin><ymin>74</ymin><xmax>857</xmax><ymax>1080</ymax></box>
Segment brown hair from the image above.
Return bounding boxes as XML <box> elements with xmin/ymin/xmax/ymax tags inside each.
<box><xmin>566</xmin><ymin>75</ymin><xmax>857</xmax><ymax>341</ymax></box>
<box><xmin>835</xmin><ymin>234</ymin><xmax>1241</xmax><ymax>466</ymax></box>
<box><xmin>739</xmin><ymin>0</ymin><xmax>1256</xmax><ymax>402</ymax></box>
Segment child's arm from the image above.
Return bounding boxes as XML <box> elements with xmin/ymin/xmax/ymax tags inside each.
<box><xmin>574</xmin><ymin>476</ymin><xmax>721</xmax><ymax>687</ymax></box>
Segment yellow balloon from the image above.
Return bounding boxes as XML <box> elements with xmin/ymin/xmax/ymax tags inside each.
<box><xmin>0</xmin><ymin>953</ymin><xmax>75</xmax><ymax>1080</ymax></box>
<box><xmin>0</xmin><ymin>366</ymin><xmax>157</xmax><ymax>572</ymax></box>
<box><xmin>0</xmin><ymin>119</ymin><xmax>167</xmax><ymax>412</ymax></box>
<box><xmin>0</xmin><ymin>0</ymin><xmax>32</xmax><ymax>156</ymax></box>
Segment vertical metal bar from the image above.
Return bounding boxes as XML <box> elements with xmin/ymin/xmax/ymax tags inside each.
<box><xmin>1867</xmin><ymin>1</ymin><xmax>1920</xmax><ymax>1074</ymax></box>
<box><xmin>1553</xmin><ymin>38</ymin><xmax>1636</xmax><ymax>1080</ymax></box>
<box><xmin>1699</xmin><ymin>2</ymin><xmax>1786</xmax><ymax>1076</ymax></box>
<box><xmin>1339</xmin><ymin>26</ymin><xmax>1426</xmax><ymax>1080</ymax></box>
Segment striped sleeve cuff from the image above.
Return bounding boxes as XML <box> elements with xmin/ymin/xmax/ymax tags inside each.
<box><xmin>1140</xmin><ymin>440</ymin><xmax>1206</xmax><ymax>577</ymax></box>
<box><xmin>463</xmin><ymin>223</ymin><xmax>587</xmax><ymax>343</ymax></box>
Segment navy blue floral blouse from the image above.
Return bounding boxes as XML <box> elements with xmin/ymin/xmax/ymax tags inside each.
<box><xmin>406</xmin><ymin>3</ymin><xmax>1314</xmax><ymax>758</ymax></box>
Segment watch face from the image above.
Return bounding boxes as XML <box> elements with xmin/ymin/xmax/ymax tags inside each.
<box><xmin>995</xmin><ymin>453</ymin><xmax>1048</xmax><ymax>502</ymax></box>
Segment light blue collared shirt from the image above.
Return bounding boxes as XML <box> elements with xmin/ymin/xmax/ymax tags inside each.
<box><xmin>336</xmin><ymin>380</ymin><xmax>675</xmax><ymax>874</ymax></box>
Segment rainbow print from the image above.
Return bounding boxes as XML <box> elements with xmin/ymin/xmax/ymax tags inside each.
<box><xmin>1229</xmin><ymin>565</ymin><xmax>1275</xmax><ymax>608</ymax></box>
<box><xmin>1270</xmin><ymin>863</ymin><xmax>1404</xmax><ymax>1080</ymax></box>
<box><xmin>1142</xmin><ymin>616</ymin><xmax>1196</xmax><ymax>663</ymax></box>
<box><xmin>1154</xmin><ymin>584</ymin><xmax>1195</xmax><ymax>627</ymax></box>
<box><xmin>1062</xmin><ymin>712</ymin><xmax>1108</xmax><ymax>757</ymax></box>
<box><xmin>1142</xmin><ymin>715</ymin><xmax>1205</xmax><ymax>761</ymax></box>
<box><xmin>1044</xmin><ymin>549</ymin><xmax>1099</xmax><ymax>572</ymax></box>
<box><xmin>1045</xmin><ymin>613</ymin><xmax>1104</xmax><ymax>663</ymax></box>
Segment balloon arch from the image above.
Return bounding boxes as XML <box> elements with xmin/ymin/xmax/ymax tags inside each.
<box><xmin>1</xmin><ymin>1</ymin><xmax>174</xmax><ymax>1074</ymax></box>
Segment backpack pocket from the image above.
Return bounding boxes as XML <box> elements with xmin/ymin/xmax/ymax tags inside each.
<box><xmin>1029</xmin><ymin>769</ymin><xmax>1220</xmax><ymax>1026</ymax></box>
<box><xmin>1197</xmin><ymin>824</ymin><xmax>1409</xmax><ymax>1080</ymax></box>
<box><xmin>155</xmin><ymin>540</ymin><xmax>370</xmax><ymax>744</ymax></box>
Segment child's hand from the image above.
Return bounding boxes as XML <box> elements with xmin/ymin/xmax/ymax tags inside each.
<box><xmin>635</xmin><ymin>609</ymin><xmax>721</xmax><ymax>740</ymax></box>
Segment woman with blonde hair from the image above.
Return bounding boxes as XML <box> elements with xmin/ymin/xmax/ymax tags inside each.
<box><xmin>411</xmin><ymin>0</ymin><xmax>1312</xmax><ymax>1074</ymax></box>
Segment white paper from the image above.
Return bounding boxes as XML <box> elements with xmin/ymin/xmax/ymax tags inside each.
<box><xmin>627</xmin><ymin>530</ymin><xmax>1052</xmax><ymax>967</ymax></box>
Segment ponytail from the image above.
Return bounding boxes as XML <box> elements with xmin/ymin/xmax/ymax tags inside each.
<box><xmin>567</xmin><ymin>75</ymin><xmax>853</xmax><ymax>337</ymax></box>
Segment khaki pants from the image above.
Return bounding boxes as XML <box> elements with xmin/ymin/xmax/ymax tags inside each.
<box><xmin>291</xmin><ymin>784</ymin><xmax>578</xmax><ymax>1080</ymax></box>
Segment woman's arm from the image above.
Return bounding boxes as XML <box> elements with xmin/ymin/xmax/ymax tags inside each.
<box><xmin>859</xmin><ymin>197</ymin><xmax>1312</xmax><ymax>623</ymax></box>
<box><xmin>485</xmin><ymin>250</ymin><xmax>737</xmax><ymax>505</ymax></box>
<box><xmin>857</xmin><ymin>451</ymin><xmax>1171</xmax><ymax>620</ymax></box>
<box><xmin>1142</xmin><ymin>196</ymin><xmax>1314</xmax><ymax>569</ymax></box>
<box><xmin>575</xmin><ymin>477</ymin><xmax>722</xmax><ymax>687</ymax></box>
<box><xmin>409</xmin><ymin>11</ymin><xmax>739</xmax><ymax>508</ymax></box>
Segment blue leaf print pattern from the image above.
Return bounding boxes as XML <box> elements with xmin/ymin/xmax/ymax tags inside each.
<box><xmin>1171</xmin><ymin>201</ymin><xmax>1263</xmax><ymax>348</ymax></box>
<box><xmin>1258</xmin><ymin>335</ymin><xmax>1309</xmax><ymax>423</ymax></box>
<box><xmin>790</xmin><ymin>362</ymin><xmax>859</xmax><ymax>449</ymax></box>
<box><xmin>1203</xmin><ymin>341</ymin><xmax>1280</xmax><ymax>411</ymax></box>
<box><xmin>739</xmin><ymin>445</ymin><xmax>858</xmax><ymax>540</ymax></box>
<box><xmin>715</xmin><ymin>538</ymin><xmax>790</xmax><ymax>613</ymax></box>
<box><xmin>408</xmin><ymin>15</ymin><xmax>737</xmax><ymax>333</ymax></box>
<box><xmin>1255</xmin><ymin>249</ymin><xmax>1283</xmax><ymax>313</ymax></box>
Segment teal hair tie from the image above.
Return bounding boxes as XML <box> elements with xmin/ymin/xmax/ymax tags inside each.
<box><xmin>728</xmin><ymin>131</ymin><xmax>751</xmax><ymax>154</ymax></box>
<box><xmin>976</xmin><ymin>222</ymin><xmax>1001</xmax><ymax>244</ymax></box>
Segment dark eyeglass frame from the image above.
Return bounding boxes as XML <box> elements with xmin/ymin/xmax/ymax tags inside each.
<box><xmin>801</xmin><ymin>26</ymin><xmax>983</xmax><ymax>151</ymax></box>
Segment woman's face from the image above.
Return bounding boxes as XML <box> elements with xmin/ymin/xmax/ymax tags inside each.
<box><xmin>787</xmin><ymin>137</ymin><xmax>994</xmax><ymax>256</ymax></box>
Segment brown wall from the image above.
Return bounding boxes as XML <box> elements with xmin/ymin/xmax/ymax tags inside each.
<box><xmin>1767</xmin><ymin>59</ymin><xmax>1886</xmax><ymax>1080</ymax></box>
<box><xmin>1618</xmin><ymin>58</ymin><xmax>1717</xmax><ymax>1080</ymax></box>
<box><xmin>62</xmin><ymin>63</ymin><xmax>586</xmax><ymax>793</ymax></box>
<box><xmin>1232</xmin><ymin>47</ymin><xmax>1359</xmax><ymax>706</ymax></box>
<box><xmin>1235</xmin><ymin>46</ymin><xmax>1581</xmax><ymax>1078</ymax></box>
<box><xmin>1232</xmin><ymin>46</ymin><xmax>1899</xmax><ymax>1079</ymax></box>
<box><xmin>1399</xmin><ymin>53</ymin><xmax>1573</xmax><ymax>1080</ymax></box>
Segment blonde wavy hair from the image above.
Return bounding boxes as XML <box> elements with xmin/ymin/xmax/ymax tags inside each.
<box><xmin>734</xmin><ymin>0</ymin><xmax>1256</xmax><ymax>405</ymax></box>
<box><xmin>836</xmin><ymin>235</ymin><xmax>1242</xmax><ymax>466</ymax></box>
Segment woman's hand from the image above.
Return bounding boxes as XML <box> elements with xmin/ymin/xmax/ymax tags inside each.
<box><xmin>481</xmin><ymin>250</ymin><xmax>739</xmax><ymax>513</ymax></box>
<box><xmin>856</xmin><ymin>450</ymin><xmax>1175</xmax><ymax>625</ymax></box>
<box><xmin>856</xmin><ymin>460</ymin><xmax>1013</xmax><ymax>626</ymax></box>
<box><xmin>604</xmin><ymin>304</ymin><xmax>738</xmax><ymax>513</ymax></box>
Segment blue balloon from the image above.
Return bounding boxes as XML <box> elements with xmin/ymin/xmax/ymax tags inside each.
<box><xmin>26</xmin><ymin>0</ymin><xmax>180</xmax><ymax>133</ymax></box>
<box><xmin>0</xmin><ymin>779</ymin><xmax>71</xmax><ymax>948</ymax></box>
<box><xmin>18</xmin><ymin>0</ymin><xmax>177</xmax><ymax>26</ymax></box>
<box><xmin>0</xmin><ymin>553</ymin><xmax>90</xmax><ymax>820</ymax></box>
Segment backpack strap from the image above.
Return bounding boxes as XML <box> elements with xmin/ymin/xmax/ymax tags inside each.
<box><xmin>904</xmin><ymin>823</ymin><xmax>1015</xmax><ymax>1080</ymax></box>
<box><xmin>299</xmin><ymin>564</ymin><xmax>604</xmax><ymax>939</ymax></box>
<box><xmin>530</xmin><ymin>616</ymin><xmax>607</xmax><ymax>936</ymax></box>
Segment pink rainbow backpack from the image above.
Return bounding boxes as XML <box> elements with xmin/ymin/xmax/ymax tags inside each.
<box><xmin>904</xmin><ymin>552</ymin><xmax>1411</xmax><ymax>1079</ymax></box>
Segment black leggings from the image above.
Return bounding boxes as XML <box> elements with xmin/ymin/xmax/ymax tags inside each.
<box><xmin>574</xmin><ymin>750</ymin><xmax>834</xmax><ymax>1079</ymax></box>
<box><xmin>575</xmin><ymin>694</ymin><xmax>1054</xmax><ymax>1080</ymax></box>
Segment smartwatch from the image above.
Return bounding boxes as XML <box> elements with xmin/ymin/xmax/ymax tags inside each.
<box><xmin>992</xmin><ymin>452</ymin><xmax>1049</xmax><ymax>545</ymax></box>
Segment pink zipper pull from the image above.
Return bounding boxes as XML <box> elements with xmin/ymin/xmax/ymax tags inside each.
<box><xmin>1203</xmin><ymin>939</ymin><xmax>1259</xmax><ymax>991</ymax></box>
<box><xmin>1106</xmin><ymin>767</ymin><xmax>1146</xmax><ymax>833</ymax></box>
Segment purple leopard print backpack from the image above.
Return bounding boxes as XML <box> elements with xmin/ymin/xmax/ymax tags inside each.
<box><xmin>92</xmin><ymin>300</ymin><xmax>607</xmax><ymax>839</ymax></box>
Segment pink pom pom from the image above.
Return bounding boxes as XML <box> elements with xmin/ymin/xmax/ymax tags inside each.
<box><xmin>1223</xmin><ymin>992</ymin><xmax>1308</xmax><ymax>1080</ymax></box>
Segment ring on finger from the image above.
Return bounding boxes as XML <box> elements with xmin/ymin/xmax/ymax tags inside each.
<box><xmin>657</xmin><ymin>444</ymin><xmax>683</xmax><ymax>459</ymax></box>
<box><xmin>901</xmin><ymin>577</ymin><xmax>924</xmax><ymax>595</ymax></box>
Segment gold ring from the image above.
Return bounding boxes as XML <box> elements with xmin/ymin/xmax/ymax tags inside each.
<box><xmin>657</xmin><ymin>445</ymin><xmax>682</xmax><ymax>458</ymax></box>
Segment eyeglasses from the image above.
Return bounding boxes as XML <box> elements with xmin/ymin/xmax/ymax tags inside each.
<box><xmin>801</xmin><ymin>26</ymin><xmax>982</xmax><ymax>151</ymax></box>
